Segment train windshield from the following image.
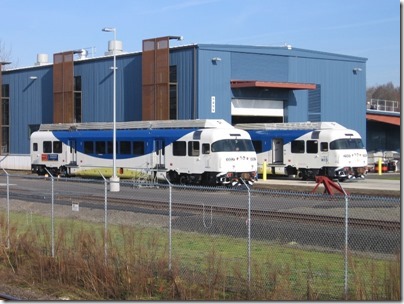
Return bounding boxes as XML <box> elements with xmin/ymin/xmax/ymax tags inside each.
<box><xmin>330</xmin><ymin>138</ymin><xmax>364</xmax><ymax>150</ymax></box>
<box><xmin>211</xmin><ymin>139</ymin><xmax>255</xmax><ymax>152</ymax></box>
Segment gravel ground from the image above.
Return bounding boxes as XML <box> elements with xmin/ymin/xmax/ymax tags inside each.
<box><xmin>0</xmin><ymin>199</ymin><xmax>170</xmax><ymax>227</ymax></box>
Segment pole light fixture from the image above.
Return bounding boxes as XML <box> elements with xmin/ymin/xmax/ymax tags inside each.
<box><xmin>102</xmin><ymin>27</ymin><xmax>120</xmax><ymax>192</ymax></box>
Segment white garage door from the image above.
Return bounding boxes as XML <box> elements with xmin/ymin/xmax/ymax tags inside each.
<box><xmin>231</xmin><ymin>99</ymin><xmax>284</xmax><ymax>116</ymax></box>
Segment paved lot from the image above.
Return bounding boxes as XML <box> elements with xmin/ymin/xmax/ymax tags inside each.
<box><xmin>255</xmin><ymin>173</ymin><xmax>401</xmax><ymax>196</ymax></box>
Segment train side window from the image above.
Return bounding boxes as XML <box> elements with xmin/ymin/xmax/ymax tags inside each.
<box><xmin>107</xmin><ymin>141</ymin><xmax>113</xmax><ymax>154</ymax></box>
<box><xmin>43</xmin><ymin>141</ymin><xmax>52</xmax><ymax>153</ymax></box>
<box><xmin>84</xmin><ymin>141</ymin><xmax>94</xmax><ymax>154</ymax></box>
<box><xmin>53</xmin><ymin>141</ymin><xmax>62</xmax><ymax>153</ymax></box>
<box><xmin>306</xmin><ymin>140</ymin><xmax>318</xmax><ymax>154</ymax></box>
<box><xmin>193</xmin><ymin>130</ymin><xmax>202</xmax><ymax>140</ymax></box>
<box><xmin>188</xmin><ymin>141</ymin><xmax>200</xmax><ymax>157</ymax></box>
<box><xmin>173</xmin><ymin>141</ymin><xmax>186</xmax><ymax>156</ymax></box>
<box><xmin>33</xmin><ymin>143</ymin><xmax>38</xmax><ymax>152</ymax></box>
<box><xmin>120</xmin><ymin>141</ymin><xmax>131</xmax><ymax>155</ymax></box>
<box><xmin>133</xmin><ymin>141</ymin><xmax>144</xmax><ymax>155</ymax></box>
<box><xmin>320</xmin><ymin>142</ymin><xmax>328</xmax><ymax>152</ymax></box>
<box><xmin>96</xmin><ymin>141</ymin><xmax>106</xmax><ymax>154</ymax></box>
<box><xmin>202</xmin><ymin>143</ymin><xmax>210</xmax><ymax>154</ymax></box>
<box><xmin>252</xmin><ymin>140</ymin><xmax>262</xmax><ymax>153</ymax></box>
<box><xmin>291</xmin><ymin>140</ymin><xmax>304</xmax><ymax>153</ymax></box>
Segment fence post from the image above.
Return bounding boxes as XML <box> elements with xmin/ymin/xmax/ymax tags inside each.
<box><xmin>99</xmin><ymin>171</ymin><xmax>108</xmax><ymax>265</ymax></box>
<box><xmin>241</xmin><ymin>178</ymin><xmax>251</xmax><ymax>295</ymax></box>
<box><xmin>337</xmin><ymin>180</ymin><xmax>349</xmax><ymax>299</ymax></box>
<box><xmin>1</xmin><ymin>168</ymin><xmax>10</xmax><ymax>248</ymax></box>
<box><xmin>44</xmin><ymin>168</ymin><xmax>55</xmax><ymax>258</ymax></box>
<box><xmin>161</xmin><ymin>173</ymin><xmax>172</xmax><ymax>271</ymax></box>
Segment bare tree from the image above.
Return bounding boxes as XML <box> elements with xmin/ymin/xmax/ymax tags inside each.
<box><xmin>367</xmin><ymin>82</ymin><xmax>401</xmax><ymax>111</ymax></box>
<box><xmin>0</xmin><ymin>40</ymin><xmax>15</xmax><ymax>70</ymax></box>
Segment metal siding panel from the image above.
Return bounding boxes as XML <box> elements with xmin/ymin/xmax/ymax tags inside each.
<box><xmin>170</xmin><ymin>48</ymin><xmax>195</xmax><ymax>119</ymax></box>
<box><xmin>3</xmin><ymin>44</ymin><xmax>369</xmax><ymax>155</ymax></box>
<box><xmin>197</xmin><ymin>50</ymin><xmax>232</xmax><ymax>122</ymax></box>
<box><xmin>288</xmin><ymin>56</ymin><xmax>367</xmax><ymax>145</ymax></box>
<box><xmin>53</xmin><ymin>51</ymin><xmax>74</xmax><ymax>123</ymax></box>
<box><xmin>286</xmin><ymin>90</ymin><xmax>308</xmax><ymax>122</ymax></box>
<box><xmin>3</xmin><ymin>67</ymin><xmax>52</xmax><ymax>153</ymax></box>
<box><xmin>122</xmin><ymin>56</ymin><xmax>142</xmax><ymax>121</ymax></box>
<box><xmin>231</xmin><ymin>52</ymin><xmax>288</xmax><ymax>81</ymax></box>
<box><xmin>75</xmin><ymin>60</ymin><xmax>112</xmax><ymax>122</ymax></box>
<box><xmin>198</xmin><ymin>44</ymin><xmax>367</xmax><ymax>62</ymax></box>
<box><xmin>74</xmin><ymin>55</ymin><xmax>142</xmax><ymax>123</ymax></box>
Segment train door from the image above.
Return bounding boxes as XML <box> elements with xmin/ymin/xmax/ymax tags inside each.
<box><xmin>272</xmin><ymin>138</ymin><xmax>284</xmax><ymax>163</ymax></box>
<box><xmin>153</xmin><ymin>139</ymin><xmax>165</xmax><ymax>169</ymax></box>
<box><xmin>67</xmin><ymin>139</ymin><xmax>77</xmax><ymax>165</ymax></box>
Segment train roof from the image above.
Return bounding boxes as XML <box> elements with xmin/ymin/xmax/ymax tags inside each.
<box><xmin>38</xmin><ymin>119</ymin><xmax>233</xmax><ymax>131</ymax></box>
<box><xmin>235</xmin><ymin>121</ymin><xmax>346</xmax><ymax>130</ymax></box>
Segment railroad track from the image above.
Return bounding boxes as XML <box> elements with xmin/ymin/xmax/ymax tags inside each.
<box><xmin>0</xmin><ymin>186</ymin><xmax>400</xmax><ymax>231</ymax></box>
<box><xmin>0</xmin><ymin>293</ymin><xmax>20</xmax><ymax>300</ymax></box>
<box><xmin>53</xmin><ymin>193</ymin><xmax>400</xmax><ymax>231</ymax></box>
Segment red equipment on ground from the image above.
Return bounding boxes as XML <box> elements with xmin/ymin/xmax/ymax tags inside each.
<box><xmin>311</xmin><ymin>176</ymin><xmax>349</xmax><ymax>195</ymax></box>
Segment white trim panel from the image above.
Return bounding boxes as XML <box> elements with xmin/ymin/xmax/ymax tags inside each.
<box><xmin>231</xmin><ymin>99</ymin><xmax>284</xmax><ymax>116</ymax></box>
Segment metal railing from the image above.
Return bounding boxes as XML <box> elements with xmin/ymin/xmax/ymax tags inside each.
<box><xmin>367</xmin><ymin>98</ymin><xmax>400</xmax><ymax>113</ymax></box>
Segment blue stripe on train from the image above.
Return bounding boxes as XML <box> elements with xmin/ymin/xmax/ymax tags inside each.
<box><xmin>52</xmin><ymin>128</ymin><xmax>198</xmax><ymax>160</ymax></box>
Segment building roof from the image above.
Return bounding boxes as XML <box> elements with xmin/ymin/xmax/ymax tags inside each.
<box><xmin>366</xmin><ymin>113</ymin><xmax>400</xmax><ymax>126</ymax></box>
<box><xmin>230</xmin><ymin>80</ymin><xmax>316</xmax><ymax>90</ymax></box>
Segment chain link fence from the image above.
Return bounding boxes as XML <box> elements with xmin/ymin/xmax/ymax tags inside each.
<box><xmin>0</xmin><ymin>171</ymin><xmax>400</xmax><ymax>300</ymax></box>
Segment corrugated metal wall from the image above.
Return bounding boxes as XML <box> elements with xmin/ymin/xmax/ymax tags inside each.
<box><xmin>288</xmin><ymin>54</ymin><xmax>367</xmax><ymax>142</ymax></box>
<box><xmin>196</xmin><ymin>49</ymin><xmax>232</xmax><ymax>121</ymax></box>
<box><xmin>3</xmin><ymin>44</ymin><xmax>368</xmax><ymax>154</ymax></box>
<box><xmin>74</xmin><ymin>54</ymin><xmax>142</xmax><ymax>123</ymax></box>
<box><xmin>4</xmin><ymin>67</ymin><xmax>52</xmax><ymax>154</ymax></box>
<box><xmin>231</xmin><ymin>51</ymin><xmax>289</xmax><ymax>81</ymax></box>
<box><xmin>169</xmin><ymin>47</ymin><xmax>195</xmax><ymax>119</ymax></box>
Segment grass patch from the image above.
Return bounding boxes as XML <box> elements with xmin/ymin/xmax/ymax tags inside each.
<box><xmin>0</xmin><ymin>210</ymin><xmax>400</xmax><ymax>300</ymax></box>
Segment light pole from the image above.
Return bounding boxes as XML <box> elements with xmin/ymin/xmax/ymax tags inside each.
<box><xmin>102</xmin><ymin>27</ymin><xmax>120</xmax><ymax>192</ymax></box>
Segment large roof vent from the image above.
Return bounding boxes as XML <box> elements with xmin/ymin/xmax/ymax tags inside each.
<box><xmin>105</xmin><ymin>40</ymin><xmax>124</xmax><ymax>56</ymax></box>
<box><xmin>35</xmin><ymin>53</ymin><xmax>49</xmax><ymax>66</ymax></box>
<box><xmin>77</xmin><ymin>49</ymin><xmax>88</xmax><ymax>60</ymax></box>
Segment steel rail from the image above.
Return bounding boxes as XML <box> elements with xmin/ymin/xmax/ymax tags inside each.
<box><xmin>0</xmin><ymin>292</ymin><xmax>21</xmax><ymax>300</ymax></box>
<box><xmin>0</xmin><ymin>186</ymin><xmax>399</xmax><ymax>231</ymax></box>
<box><xmin>54</xmin><ymin>193</ymin><xmax>400</xmax><ymax>231</ymax></box>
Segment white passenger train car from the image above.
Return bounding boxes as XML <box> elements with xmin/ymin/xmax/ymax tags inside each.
<box><xmin>236</xmin><ymin>122</ymin><xmax>368</xmax><ymax>181</ymax></box>
<box><xmin>30</xmin><ymin>119</ymin><xmax>257</xmax><ymax>186</ymax></box>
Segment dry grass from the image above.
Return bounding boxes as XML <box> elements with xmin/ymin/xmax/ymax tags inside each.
<box><xmin>0</xmin><ymin>211</ymin><xmax>400</xmax><ymax>300</ymax></box>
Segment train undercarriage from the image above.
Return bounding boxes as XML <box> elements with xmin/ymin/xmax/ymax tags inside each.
<box><xmin>297</xmin><ymin>166</ymin><xmax>367</xmax><ymax>182</ymax></box>
<box><xmin>167</xmin><ymin>170</ymin><xmax>257</xmax><ymax>187</ymax></box>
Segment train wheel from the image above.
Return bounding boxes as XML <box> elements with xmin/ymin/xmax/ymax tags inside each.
<box><xmin>179</xmin><ymin>174</ymin><xmax>188</xmax><ymax>185</ymax></box>
<box><xmin>167</xmin><ymin>170</ymin><xmax>179</xmax><ymax>183</ymax></box>
<box><xmin>300</xmin><ymin>170</ymin><xmax>308</xmax><ymax>180</ymax></box>
<box><xmin>60</xmin><ymin>166</ymin><xmax>68</xmax><ymax>177</ymax></box>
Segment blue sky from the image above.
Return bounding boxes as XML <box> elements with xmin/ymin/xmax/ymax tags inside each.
<box><xmin>1</xmin><ymin>0</ymin><xmax>400</xmax><ymax>87</ymax></box>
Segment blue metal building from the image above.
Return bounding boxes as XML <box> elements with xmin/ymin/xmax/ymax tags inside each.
<box><xmin>1</xmin><ymin>41</ymin><xmax>367</xmax><ymax>165</ymax></box>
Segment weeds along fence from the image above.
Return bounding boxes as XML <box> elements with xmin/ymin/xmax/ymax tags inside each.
<box><xmin>0</xmin><ymin>172</ymin><xmax>400</xmax><ymax>300</ymax></box>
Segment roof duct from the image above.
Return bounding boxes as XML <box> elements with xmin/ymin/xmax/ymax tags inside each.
<box><xmin>104</xmin><ymin>40</ymin><xmax>123</xmax><ymax>56</ymax></box>
<box><xmin>77</xmin><ymin>49</ymin><xmax>88</xmax><ymax>60</ymax></box>
<box><xmin>35</xmin><ymin>53</ymin><xmax>49</xmax><ymax>66</ymax></box>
